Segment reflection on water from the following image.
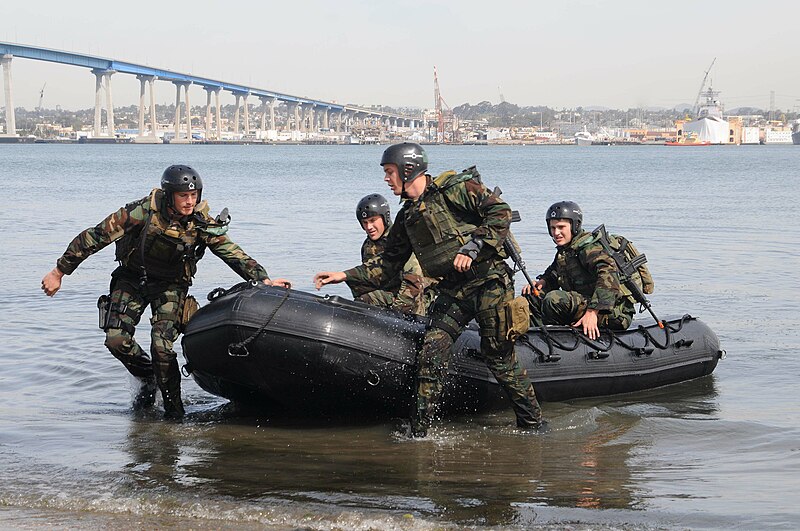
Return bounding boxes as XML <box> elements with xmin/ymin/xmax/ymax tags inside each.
<box><xmin>104</xmin><ymin>376</ymin><xmax>722</xmax><ymax>527</ymax></box>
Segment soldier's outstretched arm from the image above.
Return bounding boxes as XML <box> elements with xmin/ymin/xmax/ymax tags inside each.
<box><xmin>44</xmin><ymin>199</ymin><xmax>147</xmax><ymax>296</ymax></box>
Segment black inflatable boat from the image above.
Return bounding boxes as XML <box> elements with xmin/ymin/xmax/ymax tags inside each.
<box><xmin>182</xmin><ymin>282</ymin><xmax>724</xmax><ymax>417</ymax></box>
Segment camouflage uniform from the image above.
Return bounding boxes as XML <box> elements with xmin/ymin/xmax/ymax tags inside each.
<box><xmin>55</xmin><ymin>188</ymin><xmax>270</xmax><ymax>417</ymax></box>
<box><xmin>354</xmin><ymin>227</ymin><xmax>431</xmax><ymax>315</ymax></box>
<box><xmin>345</xmin><ymin>168</ymin><xmax>542</xmax><ymax>435</ymax></box>
<box><xmin>536</xmin><ymin>230</ymin><xmax>634</xmax><ymax>329</ymax></box>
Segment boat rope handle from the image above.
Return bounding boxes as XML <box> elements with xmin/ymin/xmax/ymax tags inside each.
<box><xmin>228</xmin><ymin>287</ymin><xmax>291</xmax><ymax>357</ymax></box>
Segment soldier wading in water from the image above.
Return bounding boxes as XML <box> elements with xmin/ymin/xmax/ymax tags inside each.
<box><xmin>314</xmin><ymin>143</ymin><xmax>544</xmax><ymax>437</ymax></box>
<box><xmin>41</xmin><ymin>165</ymin><xmax>291</xmax><ymax>419</ymax></box>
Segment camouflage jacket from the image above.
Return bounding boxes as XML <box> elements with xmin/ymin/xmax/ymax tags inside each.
<box><xmin>345</xmin><ymin>169</ymin><xmax>510</xmax><ymax>293</ymax></box>
<box><xmin>356</xmin><ymin>228</ymin><xmax>428</xmax><ymax>314</ymax></box>
<box><xmin>56</xmin><ymin>188</ymin><xmax>269</xmax><ymax>285</ymax></box>
<box><xmin>539</xmin><ymin>230</ymin><xmax>623</xmax><ymax>312</ymax></box>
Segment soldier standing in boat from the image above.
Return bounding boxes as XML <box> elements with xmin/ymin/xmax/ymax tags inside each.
<box><xmin>41</xmin><ymin>165</ymin><xmax>292</xmax><ymax>419</ymax></box>
<box><xmin>314</xmin><ymin>143</ymin><xmax>544</xmax><ymax>437</ymax></box>
<box><xmin>522</xmin><ymin>201</ymin><xmax>634</xmax><ymax>340</ymax></box>
<box><xmin>354</xmin><ymin>193</ymin><xmax>434</xmax><ymax>315</ymax></box>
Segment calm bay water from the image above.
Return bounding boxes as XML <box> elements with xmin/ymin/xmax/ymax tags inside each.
<box><xmin>0</xmin><ymin>143</ymin><xmax>798</xmax><ymax>529</ymax></box>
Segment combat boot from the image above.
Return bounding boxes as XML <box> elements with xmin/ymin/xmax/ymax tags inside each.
<box><xmin>161</xmin><ymin>381</ymin><xmax>185</xmax><ymax>420</ymax></box>
<box><xmin>132</xmin><ymin>376</ymin><xmax>157</xmax><ymax>410</ymax></box>
<box><xmin>513</xmin><ymin>392</ymin><xmax>546</xmax><ymax>432</ymax></box>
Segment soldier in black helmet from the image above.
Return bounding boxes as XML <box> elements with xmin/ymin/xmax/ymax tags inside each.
<box><xmin>41</xmin><ymin>165</ymin><xmax>291</xmax><ymax>419</ymax></box>
<box><xmin>315</xmin><ymin>143</ymin><xmax>544</xmax><ymax>437</ymax></box>
<box><xmin>354</xmin><ymin>193</ymin><xmax>431</xmax><ymax>315</ymax></box>
<box><xmin>523</xmin><ymin>201</ymin><xmax>633</xmax><ymax>340</ymax></box>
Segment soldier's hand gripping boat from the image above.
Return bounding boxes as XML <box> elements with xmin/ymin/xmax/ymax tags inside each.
<box><xmin>181</xmin><ymin>282</ymin><xmax>724</xmax><ymax>417</ymax></box>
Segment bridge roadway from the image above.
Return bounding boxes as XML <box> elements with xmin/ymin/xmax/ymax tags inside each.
<box><xmin>0</xmin><ymin>41</ymin><xmax>420</xmax><ymax>141</ymax></box>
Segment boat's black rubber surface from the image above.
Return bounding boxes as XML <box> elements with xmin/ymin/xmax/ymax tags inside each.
<box><xmin>182</xmin><ymin>282</ymin><xmax>722</xmax><ymax>417</ymax></box>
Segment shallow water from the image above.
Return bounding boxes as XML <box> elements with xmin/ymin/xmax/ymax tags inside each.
<box><xmin>1</xmin><ymin>144</ymin><xmax>799</xmax><ymax>529</ymax></box>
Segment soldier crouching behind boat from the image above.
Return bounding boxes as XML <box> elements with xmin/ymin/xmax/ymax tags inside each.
<box><xmin>314</xmin><ymin>142</ymin><xmax>544</xmax><ymax>437</ymax></box>
<box><xmin>354</xmin><ymin>193</ymin><xmax>434</xmax><ymax>315</ymax></box>
<box><xmin>40</xmin><ymin>165</ymin><xmax>292</xmax><ymax>419</ymax></box>
<box><xmin>523</xmin><ymin>201</ymin><xmax>634</xmax><ymax>340</ymax></box>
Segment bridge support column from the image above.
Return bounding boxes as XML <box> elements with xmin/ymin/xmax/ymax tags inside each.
<box><xmin>233</xmin><ymin>93</ymin><xmax>241</xmax><ymax>135</ymax></box>
<box><xmin>293</xmin><ymin>104</ymin><xmax>301</xmax><ymax>132</ymax></box>
<box><xmin>335</xmin><ymin>112</ymin><xmax>342</xmax><ymax>133</ymax></box>
<box><xmin>259</xmin><ymin>97</ymin><xmax>268</xmax><ymax>133</ymax></box>
<box><xmin>270</xmin><ymin>98</ymin><xmax>277</xmax><ymax>131</ymax></box>
<box><xmin>172</xmin><ymin>82</ymin><xmax>190</xmax><ymax>143</ymax></box>
<box><xmin>104</xmin><ymin>71</ymin><xmax>115</xmax><ymax>137</ymax></box>
<box><xmin>173</xmin><ymin>82</ymin><xmax>182</xmax><ymax>141</ymax></box>
<box><xmin>92</xmin><ymin>69</ymin><xmax>115</xmax><ymax>137</ymax></box>
<box><xmin>136</xmin><ymin>75</ymin><xmax>158</xmax><ymax>142</ymax></box>
<box><xmin>184</xmin><ymin>84</ymin><xmax>191</xmax><ymax>141</ymax></box>
<box><xmin>322</xmin><ymin>108</ymin><xmax>329</xmax><ymax>130</ymax></box>
<box><xmin>1</xmin><ymin>55</ymin><xmax>16</xmax><ymax>136</ymax></box>
<box><xmin>215</xmin><ymin>90</ymin><xmax>222</xmax><ymax>139</ymax></box>
<box><xmin>93</xmin><ymin>71</ymin><xmax>102</xmax><ymax>137</ymax></box>
<box><xmin>308</xmin><ymin>105</ymin><xmax>315</xmax><ymax>132</ymax></box>
<box><xmin>148</xmin><ymin>78</ymin><xmax>157</xmax><ymax>139</ymax></box>
<box><xmin>204</xmin><ymin>87</ymin><xmax>213</xmax><ymax>141</ymax></box>
<box><xmin>243</xmin><ymin>93</ymin><xmax>250</xmax><ymax>135</ymax></box>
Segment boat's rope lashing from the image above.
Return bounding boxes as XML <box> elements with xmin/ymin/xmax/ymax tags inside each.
<box><xmin>228</xmin><ymin>287</ymin><xmax>291</xmax><ymax>357</ymax></box>
<box><xmin>519</xmin><ymin>314</ymin><xmax>694</xmax><ymax>362</ymax></box>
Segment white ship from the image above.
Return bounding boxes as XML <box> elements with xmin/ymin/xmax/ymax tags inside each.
<box><xmin>574</xmin><ymin>129</ymin><xmax>594</xmax><ymax>146</ymax></box>
<box><xmin>683</xmin><ymin>85</ymin><xmax>729</xmax><ymax>144</ymax></box>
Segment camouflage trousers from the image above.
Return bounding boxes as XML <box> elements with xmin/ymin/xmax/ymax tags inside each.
<box><xmin>358</xmin><ymin>289</ymin><xmax>402</xmax><ymax>310</ymax></box>
<box><xmin>537</xmin><ymin>289</ymin><xmax>634</xmax><ymax>330</ymax></box>
<box><xmin>103</xmin><ymin>270</ymin><xmax>188</xmax><ymax>417</ymax></box>
<box><xmin>357</xmin><ymin>277</ymin><xmax>429</xmax><ymax>315</ymax></box>
<box><xmin>412</xmin><ymin>274</ymin><xmax>542</xmax><ymax>436</ymax></box>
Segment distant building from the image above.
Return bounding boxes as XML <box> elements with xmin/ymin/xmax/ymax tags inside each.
<box><xmin>764</xmin><ymin>129</ymin><xmax>793</xmax><ymax>144</ymax></box>
<box><xmin>741</xmin><ymin>127</ymin><xmax>760</xmax><ymax>145</ymax></box>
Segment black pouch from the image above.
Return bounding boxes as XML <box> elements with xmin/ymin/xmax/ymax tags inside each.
<box><xmin>97</xmin><ymin>295</ymin><xmax>111</xmax><ymax>330</ymax></box>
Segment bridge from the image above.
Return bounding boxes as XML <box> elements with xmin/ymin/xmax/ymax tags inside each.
<box><xmin>0</xmin><ymin>41</ymin><xmax>422</xmax><ymax>142</ymax></box>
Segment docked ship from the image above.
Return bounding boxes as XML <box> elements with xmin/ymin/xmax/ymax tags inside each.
<box><xmin>574</xmin><ymin>129</ymin><xmax>594</xmax><ymax>146</ymax></box>
<box><xmin>681</xmin><ymin>85</ymin><xmax>729</xmax><ymax>144</ymax></box>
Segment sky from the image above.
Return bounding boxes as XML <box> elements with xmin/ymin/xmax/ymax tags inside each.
<box><xmin>2</xmin><ymin>0</ymin><xmax>798</xmax><ymax>112</ymax></box>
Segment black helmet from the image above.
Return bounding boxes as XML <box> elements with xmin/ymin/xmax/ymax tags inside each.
<box><xmin>546</xmin><ymin>201</ymin><xmax>583</xmax><ymax>236</ymax></box>
<box><xmin>380</xmin><ymin>142</ymin><xmax>428</xmax><ymax>183</ymax></box>
<box><xmin>356</xmin><ymin>193</ymin><xmax>391</xmax><ymax>227</ymax></box>
<box><xmin>161</xmin><ymin>165</ymin><xmax>203</xmax><ymax>207</ymax></box>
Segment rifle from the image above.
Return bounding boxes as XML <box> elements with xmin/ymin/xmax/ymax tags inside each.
<box><xmin>492</xmin><ymin>187</ymin><xmax>539</xmax><ymax>295</ymax></box>
<box><xmin>592</xmin><ymin>224</ymin><xmax>664</xmax><ymax>329</ymax></box>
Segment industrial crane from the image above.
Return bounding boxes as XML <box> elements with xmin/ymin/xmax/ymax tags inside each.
<box><xmin>693</xmin><ymin>58</ymin><xmax>716</xmax><ymax>117</ymax></box>
<box><xmin>433</xmin><ymin>66</ymin><xmax>455</xmax><ymax>143</ymax></box>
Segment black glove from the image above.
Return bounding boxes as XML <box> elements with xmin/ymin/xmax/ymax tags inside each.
<box><xmin>458</xmin><ymin>237</ymin><xmax>484</xmax><ymax>260</ymax></box>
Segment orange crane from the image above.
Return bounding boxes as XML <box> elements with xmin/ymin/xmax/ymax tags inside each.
<box><xmin>433</xmin><ymin>67</ymin><xmax>456</xmax><ymax>143</ymax></box>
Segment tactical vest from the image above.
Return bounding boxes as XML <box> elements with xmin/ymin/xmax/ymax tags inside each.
<box><xmin>361</xmin><ymin>233</ymin><xmax>401</xmax><ymax>292</ymax></box>
<box><xmin>555</xmin><ymin>230</ymin><xmax>648</xmax><ymax>303</ymax></box>
<box><xmin>402</xmin><ymin>169</ymin><xmax>484</xmax><ymax>278</ymax></box>
<box><xmin>115</xmin><ymin>189</ymin><xmax>208</xmax><ymax>282</ymax></box>
<box><xmin>554</xmin><ymin>231</ymin><xmax>601</xmax><ymax>298</ymax></box>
